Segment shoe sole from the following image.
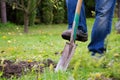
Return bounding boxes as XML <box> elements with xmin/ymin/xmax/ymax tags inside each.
<box><xmin>62</xmin><ymin>35</ymin><xmax>87</xmax><ymax>42</ymax></box>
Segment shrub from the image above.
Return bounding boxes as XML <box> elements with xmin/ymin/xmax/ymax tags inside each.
<box><xmin>53</xmin><ymin>0</ymin><xmax>65</xmax><ymax>24</ymax></box>
<box><xmin>41</xmin><ymin>0</ymin><xmax>54</xmax><ymax>24</ymax></box>
<box><xmin>29</xmin><ymin>0</ymin><xmax>37</xmax><ymax>26</ymax></box>
<box><xmin>16</xmin><ymin>10</ymin><xmax>24</xmax><ymax>24</ymax></box>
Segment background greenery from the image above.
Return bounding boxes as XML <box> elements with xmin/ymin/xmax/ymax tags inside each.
<box><xmin>0</xmin><ymin>0</ymin><xmax>95</xmax><ymax>25</ymax></box>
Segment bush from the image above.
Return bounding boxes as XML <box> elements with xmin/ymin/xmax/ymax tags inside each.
<box><xmin>53</xmin><ymin>0</ymin><xmax>65</xmax><ymax>24</ymax></box>
<box><xmin>41</xmin><ymin>0</ymin><xmax>54</xmax><ymax>24</ymax></box>
<box><xmin>29</xmin><ymin>0</ymin><xmax>37</xmax><ymax>26</ymax></box>
<box><xmin>6</xmin><ymin>5</ymin><xmax>24</xmax><ymax>25</ymax></box>
<box><xmin>16</xmin><ymin>10</ymin><xmax>24</xmax><ymax>24</ymax></box>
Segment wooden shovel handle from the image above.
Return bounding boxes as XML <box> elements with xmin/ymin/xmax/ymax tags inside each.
<box><xmin>70</xmin><ymin>0</ymin><xmax>83</xmax><ymax>43</ymax></box>
<box><xmin>76</xmin><ymin>0</ymin><xmax>83</xmax><ymax>15</ymax></box>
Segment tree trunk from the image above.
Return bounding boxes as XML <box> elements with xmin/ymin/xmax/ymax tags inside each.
<box><xmin>0</xmin><ymin>0</ymin><xmax>7</xmax><ymax>23</ymax></box>
<box><xmin>24</xmin><ymin>12</ymin><xmax>29</xmax><ymax>33</ymax></box>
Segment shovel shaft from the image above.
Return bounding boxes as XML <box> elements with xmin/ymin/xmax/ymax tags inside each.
<box><xmin>70</xmin><ymin>0</ymin><xmax>83</xmax><ymax>42</ymax></box>
<box><xmin>76</xmin><ymin>0</ymin><xmax>83</xmax><ymax>14</ymax></box>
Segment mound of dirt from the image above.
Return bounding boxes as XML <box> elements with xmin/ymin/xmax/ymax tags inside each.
<box><xmin>0</xmin><ymin>59</ymin><xmax>55</xmax><ymax>78</ymax></box>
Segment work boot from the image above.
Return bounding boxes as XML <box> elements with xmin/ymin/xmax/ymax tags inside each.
<box><xmin>61</xmin><ymin>29</ymin><xmax>88</xmax><ymax>42</ymax></box>
<box><xmin>76</xmin><ymin>30</ymin><xmax>88</xmax><ymax>42</ymax></box>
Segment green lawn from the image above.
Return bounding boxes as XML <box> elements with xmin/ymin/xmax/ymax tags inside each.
<box><xmin>0</xmin><ymin>18</ymin><xmax>120</xmax><ymax>80</ymax></box>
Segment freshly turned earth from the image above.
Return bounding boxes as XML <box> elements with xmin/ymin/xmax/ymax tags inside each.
<box><xmin>0</xmin><ymin>59</ymin><xmax>55</xmax><ymax>78</ymax></box>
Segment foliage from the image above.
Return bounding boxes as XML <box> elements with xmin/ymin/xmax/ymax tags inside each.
<box><xmin>3</xmin><ymin>0</ymin><xmax>120</xmax><ymax>25</ymax></box>
<box><xmin>37</xmin><ymin>0</ymin><xmax>66</xmax><ymax>24</ymax></box>
<box><xmin>16</xmin><ymin>10</ymin><xmax>24</xmax><ymax>24</ymax></box>
<box><xmin>29</xmin><ymin>0</ymin><xmax>37</xmax><ymax>26</ymax></box>
<box><xmin>5</xmin><ymin>0</ymin><xmax>41</xmax><ymax>33</ymax></box>
<box><xmin>40</xmin><ymin>0</ymin><xmax>54</xmax><ymax>24</ymax></box>
<box><xmin>4</xmin><ymin>4</ymin><xmax>24</xmax><ymax>24</ymax></box>
<box><xmin>84</xmin><ymin>0</ymin><xmax>95</xmax><ymax>17</ymax></box>
<box><xmin>52</xmin><ymin>0</ymin><xmax>65</xmax><ymax>24</ymax></box>
<box><xmin>84</xmin><ymin>0</ymin><xmax>95</xmax><ymax>7</ymax></box>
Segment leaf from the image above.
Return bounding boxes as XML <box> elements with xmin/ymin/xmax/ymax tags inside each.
<box><xmin>0</xmin><ymin>71</ymin><xmax>3</xmax><ymax>77</ymax></box>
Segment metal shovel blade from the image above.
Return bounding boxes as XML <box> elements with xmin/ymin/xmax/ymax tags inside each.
<box><xmin>55</xmin><ymin>42</ymin><xmax>76</xmax><ymax>72</ymax></box>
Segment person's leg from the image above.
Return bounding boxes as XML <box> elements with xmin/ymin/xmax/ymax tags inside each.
<box><xmin>61</xmin><ymin>0</ymin><xmax>87</xmax><ymax>42</ymax></box>
<box><xmin>66</xmin><ymin>0</ymin><xmax>87</xmax><ymax>33</ymax></box>
<box><xmin>88</xmin><ymin>0</ymin><xmax>116</xmax><ymax>55</ymax></box>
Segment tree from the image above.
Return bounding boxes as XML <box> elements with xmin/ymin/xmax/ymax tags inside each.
<box><xmin>0</xmin><ymin>0</ymin><xmax>7</xmax><ymax>23</ymax></box>
<box><xmin>6</xmin><ymin>0</ymin><xmax>40</xmax><ymax>33</ymax></box>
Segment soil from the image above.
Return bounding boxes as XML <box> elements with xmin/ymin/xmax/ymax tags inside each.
<box><xmin>0</xmin><ymin>59</ymin><xmax>119</xmax><ymax>80</ymax></box>
<box><xmin>0</xmin><ymin>59</ymin><xmax>55</xmax><ymax>78</ymax></box>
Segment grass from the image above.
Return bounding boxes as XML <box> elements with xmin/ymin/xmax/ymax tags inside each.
<box><xmin>0</xmin><ymin>18</ymin><xmax>120</xmax><ymax>80</ymax></box>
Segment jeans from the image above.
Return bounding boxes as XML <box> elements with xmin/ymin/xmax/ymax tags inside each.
<box><xmin>66</xmin><ymin>0</ymin><xmax>116</xmax><ymax>54</ymax></box>
<box><xmin>66</xmin><ymin>0</ymin><xmax>87</xmax><ymax>33</ymax></box>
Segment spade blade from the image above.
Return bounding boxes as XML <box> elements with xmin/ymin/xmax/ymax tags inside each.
<box><xmin>55</xmin><ymin>42</ymin><xmax>76</xmax><ymax>72</ymax></box>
